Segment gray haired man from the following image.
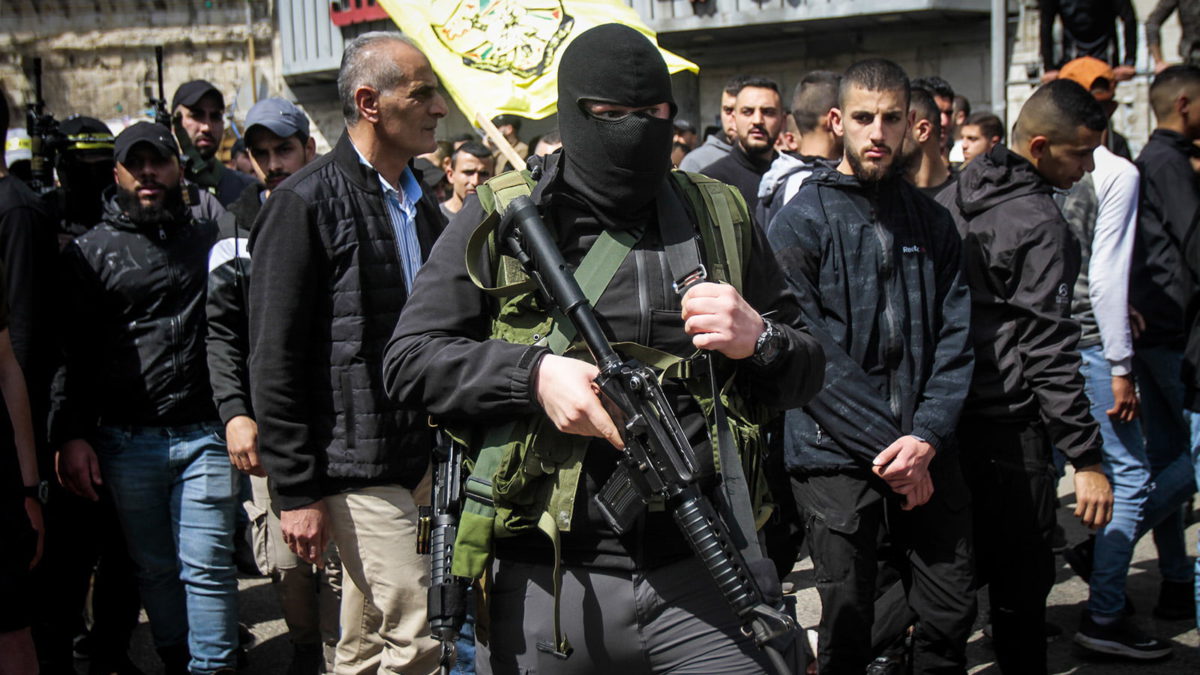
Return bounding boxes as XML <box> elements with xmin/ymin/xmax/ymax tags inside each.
<box><xmin>247</xmin><ymin>33</ymin><xmax>448</xmax><ymax>673</ymax></box>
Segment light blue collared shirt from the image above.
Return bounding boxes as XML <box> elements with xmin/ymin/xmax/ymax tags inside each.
<box><xmin>351</xmin><ymin>142</ymin><xmax>425</xmax><ymax>290</ymax></box>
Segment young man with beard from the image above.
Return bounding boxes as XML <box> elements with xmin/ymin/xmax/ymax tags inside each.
<box><xmin>53</xmin><ymin>122</ymin><xmax>237</xmax><ymax>675</ymax></box>
<box><xmin>679</xmin><ymin>75</ymin><xmax>748</xmax><ymax>172</ymax></box>
<box><xmin>936</xmin><ymin>80</ymin><xmax>1114</xmax><ymax>674</ymax></box>
<box><xmin>383</xmin><ymin>23</ymin><xmax>824</xmax><ymax>674</ymax></box>
<box><xmin>767</xmin><ymin>59</ymin><xmax>976</xmax><ymax>674</ymax></box>
<box><xmin>904</xmin><ymin>87</ymin><xmax>956</xmax><ymax>198</ymax></box>
<box><xmin>171</xmin><ymin>80</ymin><xmax>256</xmax><ymax>207</ymax></box>
<box><xmin>699</xmin><ymin>77</ymin><xmax>784</xmax><ymax>213</ymax></box>
<box><xmin>249</xmin><ymin>32</ymin><xmax>448</xmax><ymax>674</ymax></box>
<box><xmin>910</xmin><ymin>76</ymin><xmax>956</xmax><ymax>157</ymax></box>
<box><xmin>204</xmin><ymin>98</ymin><xmax>332</xmax><ymax>675</ymax></box>
<box><xmin>440</xmin><ymin>141</ymin><xmax>494</xmax><ymax>220</ymax></box>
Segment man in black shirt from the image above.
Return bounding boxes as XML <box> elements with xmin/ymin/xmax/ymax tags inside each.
<box><xmin>700</xmin><ymin>77</ymin><xmax>785</xmax><ymax>214</ymax></box>
<box><xmin>904</xmin><ymin>87</ymin><xmax>956</xmax><ymax>198</ymax></box>
<box><xmin>938</xmin><ymin>80</ymin><xmax>1114</xmax><ymax>674</ymax></box>
<box><xmin>171</xmin><ymin>80</ymin><xmax>256</xmax><ymax>207</ymax></box>
<box><xmin>54</xmin><ymin>122</ymin><xmax>236</xmax><ymax>675</ymax></box>
<box><xmin>769</xmin><ymin>59</ymin><xmax>976</xmax><ymax>674</ymax></box>
<box><xmin>1127</xmin><ymin>64</ymin><xmax>1200</xmax><ymax>623</ymax></box>
<box><xmin>383</xmin><ymin>24</ymin><xmax>824</xmax><ymax>674</ymax></box>
<box><xmin>1040</xmin><ymin>0</ymin><xmax>1138</xmax><ymax>81</ymax></box>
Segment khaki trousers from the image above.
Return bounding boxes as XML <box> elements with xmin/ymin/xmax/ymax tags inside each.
<box><xmin>325</xmin><ymin>473</ymin><xmax>440</xmax><ymax>675</ymax></box>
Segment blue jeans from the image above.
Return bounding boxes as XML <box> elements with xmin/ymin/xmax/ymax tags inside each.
<box><xmin>95</xmin><ymin>423</ymin><xmax>240</xmax><ymax>674</ymax></box>
<box><xmin>1132</xmin><ymin>346</ymin><xmax>1194</xmax><ymax>584</ymax></box>
<box><xmin>1191</xmin><ymin>411</ymin><xmax>1200</xmax><ymax>630</ymax></box>
<box><xmin>1080</xmin><ymin>346</ymin><xmax>1151</xmax><ymax>616</ymax></box>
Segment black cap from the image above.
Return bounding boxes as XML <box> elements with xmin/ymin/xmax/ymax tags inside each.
<box><xmin>59</xmin><ymin>116</ymin><xmax>115</xmax><ymax>154</ymax></box>
<box><xmin>171</xmin><ymin>80</ymin><xmax>224</xmax><ymax>111</ymax></box>
<box><xmin>114</xmin><ymin>122</ymin><xmax>179</xmax><ymax>164</ymax></box>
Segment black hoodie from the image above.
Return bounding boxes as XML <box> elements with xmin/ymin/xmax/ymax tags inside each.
<box><xmin>936</xmin><ymin>145</ymin><xmax>1102</xmax><ymax>468</ymax></box>
<box><xmin>767</xmin><ymin>167</ymin><xmax>973</xmax><ymax>477</ymax></box>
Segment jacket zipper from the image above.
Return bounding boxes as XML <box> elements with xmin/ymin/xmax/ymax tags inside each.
<box><xmin>870</xmin><ymin>204</ymin><xmax>903</xmax><ymax>421</ymax></box>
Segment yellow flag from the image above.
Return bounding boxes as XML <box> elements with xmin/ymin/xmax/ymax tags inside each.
<box><xmin>377</xmin><ymin>0</ymin><xmax>698</xmax><ymax>122</ymax></box>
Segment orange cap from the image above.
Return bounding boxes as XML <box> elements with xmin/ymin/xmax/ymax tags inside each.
<box><xmin>1058</xmin><ymin>56</ymin><xmax>1117</xmax><ymax>101</ymax></box>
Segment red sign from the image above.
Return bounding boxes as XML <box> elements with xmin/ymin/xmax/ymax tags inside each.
<box><xmin>330</xmin><ymin>0</ymin><xmax>389</xmax><ymax>26</ymax></box>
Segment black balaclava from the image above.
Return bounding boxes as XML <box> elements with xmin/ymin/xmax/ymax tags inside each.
<box><xmin>557</xmin><ymin>24</ymin><xmax>676</xmax><ymax>228</ymax></box>
<box><xmin>57</xmin><ymin>116</ymin><xmax>115</xmax><ymax>225</ymax></box>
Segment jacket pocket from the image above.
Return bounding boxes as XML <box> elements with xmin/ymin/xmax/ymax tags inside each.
<box><xmin>340</xmin><ymin>370</ymin><xmax>356</xmax><ymax>450</ymax></box>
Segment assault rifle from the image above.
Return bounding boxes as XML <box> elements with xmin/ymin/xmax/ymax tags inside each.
<box><xmin>25</xmin><ymin>57</ymin><xmax>63</xmax><ymax>195</ymax></box>
<box><xmin>149</xmin><ymin>46</ymin><xmax>171</xmax><ymax>129</ymax></box>
<box><xmin>416</xmin><ymin>431</ymin><xmax>469</xmax><ymax>675</ymax></box>
<box><xmin>499</xmin><ymin>196</ymin><xmax>796</xmax><ymax>675</ymax></box>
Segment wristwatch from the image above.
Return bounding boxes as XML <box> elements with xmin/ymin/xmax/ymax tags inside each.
<box><xmin>750</xmin><ymin>316</ymin><xmax>785</xmax><ymax>366</ymax></box>
<box><xmin>23</xmin><ymin>480</ymin><xmax>49</xmax><ymax>505</ymax></box>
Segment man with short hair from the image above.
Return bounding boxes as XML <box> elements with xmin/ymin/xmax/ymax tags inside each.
<box><xmin>757</xmin><ymin>71</ymin><xmax>842</xmax><ymax>228</ymax></box>
<box><xmin>54</xmin><ymin>121</ymin><xmax>237</xmax><ymax>675</ymax></box>
<box><xmin>1051</xmin><ymin>59</ymin><xmax>1174</xmax><ymax>660</ymax></box>
<box><xmin>171</xmin><ymin>80</ymin><xmax>256</xmax><ymax>206</ymax></box>
<box><xmin>769</xmin><ymin>58</ymin><xmax>976</xmax><ymax>674</ymax></box>
<box><xmin>911</xmin><ymin>76</ymin><xmax>956</xmax><ymax>154</ymax></box>
<box><xmin>1126</xmin><ymin>64</ymin><xmax>1200</xmax><ymax>624</ymax></box>
<box><xmin>904</xmin><ymin>87</ymin><xmax>956</xmax><ymax>198</ymax></box>
<box><xmin>440</xmin><ymin>141</ymin><xmax>494</xmax><ymax>220</ymax></box>
<box><xmin>948</xmin><ymin>95</ymin><xmax>971</xmax><ymax>164</ymax></box>
<box><xmin>205</xmin><ymin>97</ymin><xmax>331</xmax><ymax>675</ymax></box>
<box><xmin>937</xmin><ymin>80</ymin><xmax>1115</xmax><ymax>675</ymax></box>
<box><xmin>248</xmin><ymin>32</ymin><xmax>447</xmax><ymax>673</ymax></box>
<box><xmin>700</xmin><ymin>77</ymin><xmax>784</xmax><ymax>213</ymax></box>
<box><xmin>489</xmin><ymin>114</ymin><xmax>527</xmax><ymax>174</ymax></box>
<box><xmin>679</xmin><ymin>74</ymin><xmax>747</xmax><ymax>172</ymax></box>
<box><xmin>958</xmin><ymin>113</ymin><xmax>1004</xmax><ymax>166</ymax></box>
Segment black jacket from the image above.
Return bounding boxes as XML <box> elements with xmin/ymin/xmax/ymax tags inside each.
<box><xmin>767</xmin><ymin>168</ymin><xmax>973</xmax><ymax>476</ymax></box>
<box><xmin>1131</xmin><ymin>128</ymin><xmax>1199</xmax><ymax>350</ymax></box>
<box><xmin>382</xmin><ymin>153</ymin><xmax>824</xmax><ymax>569</ymax></box>
<box><xmin>0</xmin><ymin>176</ymin><xmax>58</xmax><ymax>448</ymax></box>
<box><xmin>248</xmin><ymin>132</ymin><xmax>446</xmax><ymax>510</ymax></box>
<box><xmin>937</xmin><ymin>145</ymin><xmax>1102</xmax><ymax>468</ymax></box>
<box><xmin>207</xmin><ymin>182</ymin><xmax>262</xmax><ymax>425</ymax></box>
<box><xmin>52</xmin><ymin>194</ymin><xmax>218</xmax><ymax>443</ymax></box>
<box><xmin>700</xmin><ymin>144</ymin><xmax>776</xmax><ymax>217</ymax></box>
<box><xmin>1184</xmin><ymin>211</ymin><xmax>1200</xmax><ymax>411</ymax></box>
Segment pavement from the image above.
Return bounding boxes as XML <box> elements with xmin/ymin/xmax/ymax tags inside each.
<box><xmin>105</xmin><ymin>465</ymin><xmax>1198</xmax><ymax>674</ymax></box>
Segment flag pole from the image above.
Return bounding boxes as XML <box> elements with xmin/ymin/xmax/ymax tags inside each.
<box><xmin>476</xmin><ymin>112</ymin><xmax>527</xmax><ymax>172</ymax></box>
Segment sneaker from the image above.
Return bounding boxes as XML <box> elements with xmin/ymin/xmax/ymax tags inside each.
<box><xmin>865</xmin><ymin>656</ymin><xmax>904</xmax><ymax>674</ymax></box>
<box><xmin>1073</xmin><ymin>611</ymin><xmax>1171</xmax><ymax>660</ymax></box>
<box><xmin>1153</xmin><ymin>580</ymin><xmax>1196</xmax><ymax>621</ymax></box>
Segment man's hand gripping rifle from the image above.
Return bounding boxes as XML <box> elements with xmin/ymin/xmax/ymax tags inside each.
<box><xmin>416</xmin><ymin>431</ymin><xmax>469</xmax><ymax>674</ymax></box>
<box><xmin>500</xmin><ymin>196</ymin><xmax>796</xmax><ymax>674</ymax></box>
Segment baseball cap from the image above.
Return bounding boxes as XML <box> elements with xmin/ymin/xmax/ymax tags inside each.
<box><xmin>172</xmin><ymin>80</ymin><xmax>224</xmax><ymax>111</ymax></box>
<box><xmin>4</xmin><ymin>128</ymin><xmax>32</xmax><ymax>165</ymax></box>
<box><xmin>114</xmin><ymin>122</ymin><xmax>179</xmax><ymax>164</ymax></box>
<box><xmin>59</xmin><ymin>116</ymin><xmax>115</xmax><ymax>154</ymax></box>
<box><xmin>244</xmin><ymin>97</ymin><xmax>310</xmax><ymax>141</ymax></box>
<box><xmin>1058</xmin><ymin>57</ymin><xmax>1117</xmax><ymax>102</ymax></box>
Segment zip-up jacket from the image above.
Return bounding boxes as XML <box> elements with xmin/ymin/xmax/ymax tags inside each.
<box><xmin>767</xmin><ymin>167</ymin><xmax>973</xmax><ymax>476</ymax></box>
<box><xmin>937</xmin><ymin>145</ymin><xmax>1102</xmax><ymax>468</ymax></box>
<box><xmin>1131</xmin><ymin>128</ymin><xmax>1199</xmax><ymax>350</ymax></box>
<box><xmin>248</xmin><ymin>132</ymin><xmax>446</xmax><ymax>510</ymax></box>
<box><xmin>52</xmin><ymin>194</ymin><xmax>218</xmax><ymax>443</ymax></box>
<box><xmin>207</xmin><ymin>182</ymin><xmax>262</xmax><ymax>425</ymax></box>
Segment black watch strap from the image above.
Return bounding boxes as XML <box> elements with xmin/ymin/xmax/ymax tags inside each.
<box><xmin>23</xmin><ymin>480</ymin><xmax>49</xmax><ymax>504</ymax></box>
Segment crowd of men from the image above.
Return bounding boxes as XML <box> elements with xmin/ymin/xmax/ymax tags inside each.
<box><xmin>1</xmin><ymin>12</ymin><xmax>1200</xmax><ymax>675</ymax></box>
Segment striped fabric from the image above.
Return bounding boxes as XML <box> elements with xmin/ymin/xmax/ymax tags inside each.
<box><xmin>353</xmin><ymin>143</ymin><xmax>425</xmax><ymax>290</ymax></box>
